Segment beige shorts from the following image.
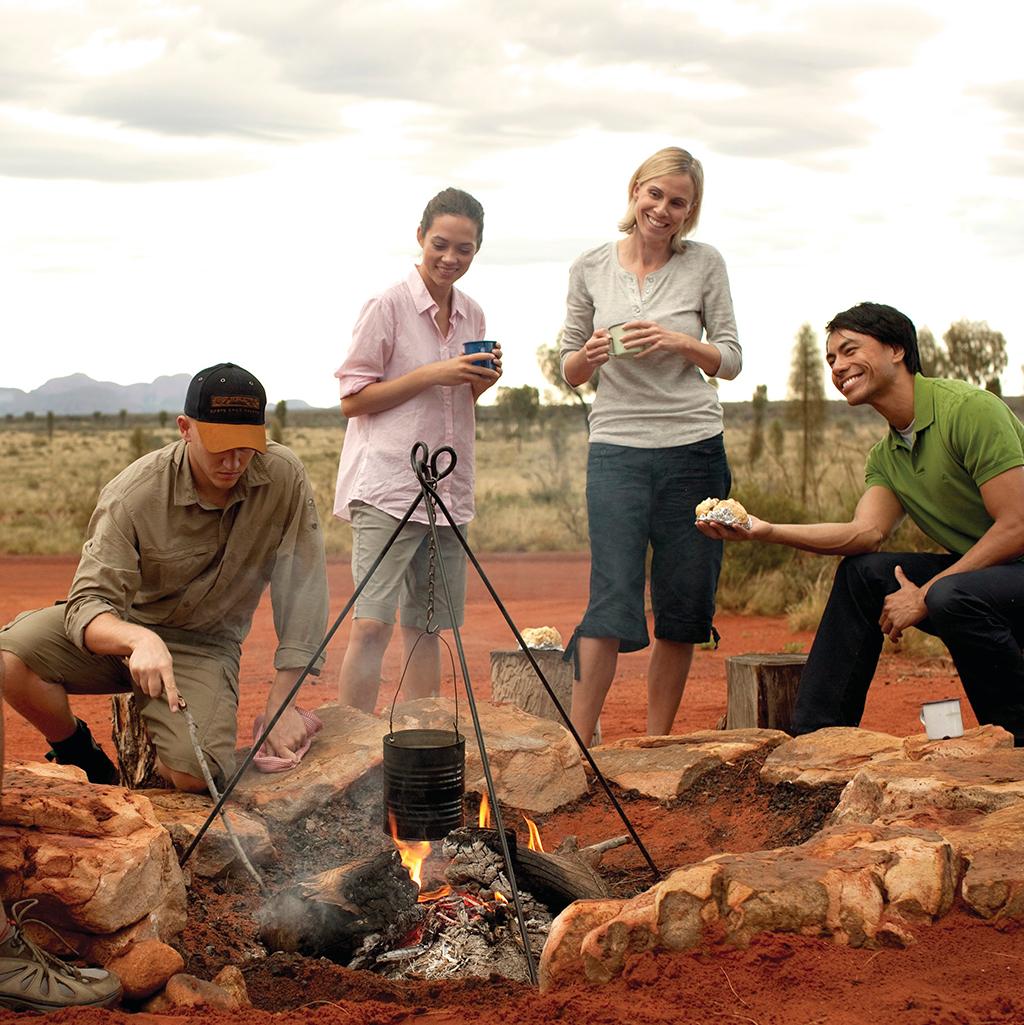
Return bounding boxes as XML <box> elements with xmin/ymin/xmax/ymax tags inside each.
<box><xmin>0</xmin><ymin>605</ymin><xmax>241</xmax><ymax>787</ymax></box>
<box><xmin>350</xmin><ymin>502</ymin><xmax>468</xmax><ymax>630</ymax></box>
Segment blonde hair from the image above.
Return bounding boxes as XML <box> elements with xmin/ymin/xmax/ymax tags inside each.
<box><xmin>618</xmin><ymin>147</ymin><xmax>704</xmax><ymax>253</ymax></box>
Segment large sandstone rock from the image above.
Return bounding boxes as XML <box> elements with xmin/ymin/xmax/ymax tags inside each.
<box><xmin>232</xmin><ymin>704</ymin><xmax>389</xmax><ymax>823</ymax></box>
<box><xmin>761</xmin><ymin>728</ymin><xmax>904</xmax><ymax>786</ymax></box>
<box><xmin>393</xmin><ymin>697</ymin><xmax>588</xmax><ymax>813</ymax></box>
<box><xmin>762</xmin><ymin>726</ymin><xmax>1013</xmax><ymax>790</ymax></box>
<box><xmin>232</xmin><ymin>696</ymin><xmax>588</xmax><ymax>823</ymax></box>
<box><xmin>0</xmin><ymin>763</ymin><xmax>187</xmax><ymax>942</ymax></box>
<box><xmin>940</xmin><ymin>803</ymin><xmax>1024</xmax><ymax>921</ymax></box>
<box><xmin>541</xmin><ymin>823</ymin><xmax>956</xmax><ymax>989</ymax></box>
<box><xmin>144</xmin><ymin>789</ymin><xmax>274</xmax><ymax>879</ymax></box>
<box><xmin>900</xmin><ymin>724</ymin><xmax>1013</xmax><ymax>762</ymax></box>
<box><xmin>592</xmin><ymin>729</ymin><xmax>788</xmax><ymax>800</ymax></box>
<box><xmin>829</xmin><ymin>751</ymin><xmax>1024</xmax><ymax>827</ymax></box>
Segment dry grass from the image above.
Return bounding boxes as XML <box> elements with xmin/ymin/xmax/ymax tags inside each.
<box><xmin>0</xmin><ymin>410</ymin><xmax>943</xmax><ymax>630</ymax></box>
<box><xmin>0</xmin><ymin>416</ymin><xmax>590</xmax><ymax>558</ymax></box>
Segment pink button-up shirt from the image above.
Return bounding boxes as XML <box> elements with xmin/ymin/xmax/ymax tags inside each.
<box><xmin>333</xmin><ymin>269</ymin><xmax>487</xmax><ymax>526</ymax></box>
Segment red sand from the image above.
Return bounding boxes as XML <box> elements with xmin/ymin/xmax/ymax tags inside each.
<box><xmin>3</xmin><ymin>554</ymin><xmax>1019</xmax><ymax>1025</ymax></box>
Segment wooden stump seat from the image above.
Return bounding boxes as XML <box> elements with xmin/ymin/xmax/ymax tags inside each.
<box><xmin>724</xmin><ymin>652</ymin><xmax>807</xmax><ymax>733</ymax></box>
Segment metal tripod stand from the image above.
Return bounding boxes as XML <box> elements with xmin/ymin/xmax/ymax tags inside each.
<box><xmin>180</xmin><ymin>441</ymin><xmax>661</xmax><ymax>985</ymax></box>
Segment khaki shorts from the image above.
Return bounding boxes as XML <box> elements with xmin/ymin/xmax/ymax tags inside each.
<box><xmin>350</xmin><ymin>502</ymin><xmax>467</xmax><ymax>630</ymax></box>
<box><xmin>0</xmin><ymin>605</ymin><xmax>241</xmax><ymax>788</ymax></box>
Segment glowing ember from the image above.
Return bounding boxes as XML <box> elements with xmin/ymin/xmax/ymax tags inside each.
<box><xmin>418</xmin><ymin>882</ymin><xmax>453</xmax><ymax>903</ymax></box>
<box><xmin>523</xmin><ymin>815</ymin><xmax>544</xmax><ymax>852</ymax></box>
<box><xmin>494</xmin><ymin>890</ymin><xmax>509</xmax><ymax>904</ymax></box>
<box><xmin>478</xmin><ymin>792</ymin><xmax>491</xmax><ymax>829</ymax></box>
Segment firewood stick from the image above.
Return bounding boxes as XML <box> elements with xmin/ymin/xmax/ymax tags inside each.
<box><xmin>578</xmin><ymin>835</ymin><xmax>630</xmax><ymax>866</ymax></box>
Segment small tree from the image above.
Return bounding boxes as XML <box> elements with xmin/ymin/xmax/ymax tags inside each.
<box><xmin>495</xmin><ymin>385</ymin><xmax>540</xmax><ymax>449</ymax></box>
<box><xmin>786</xmin><ymin>323</ymin><xmax>826</xmax><ymax>508</ymax></box>
<box><xmin>118</xmin><ymin>408</ymin><xmax>128</xmax><ymax>428</ymax></box>
<box><xmin>158</xmin><ymin>410</ymin><xmax>169</xmax><ymax>429</ymax></box>
<box><xmin>46</xmin><ymin>410</ymin><xmax>55</xmax><ymax>442</ymax></box>
<box><xmin>127</xmin><ymin>427</ymin><xmax>152</xmax><ymax>463</ymax></box>
<box><xmin>942</xmin><ymin>319</ymin><xmax>1007</xmax><ymax>390</ymax></box>
<box><xmin>275</xmin><ymin>399</ymin><xmax>288</xmax><ymax>429</ymax></box>
<box><xmin>748</xmin><ymin>385</ymin><xmax>768</xmax><ymax>464</ymax></box>
<box><xmin>917</xmin><ymin>327</ymin><xmax>945</xmax><ymax>378</ymax></box>
<box><xmin>537</xmin><ymin>330</ymin><xmax>596</xmax><ymax>427</ymax></box>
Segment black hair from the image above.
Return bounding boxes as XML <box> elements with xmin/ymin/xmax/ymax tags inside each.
<box><xmin>825</xmin><ymin>302</ymin><xmax>921</xmax><ymax>375</ymax></box>
<box><xmin>419</xmin><ymin>188</ymin><xmax>485</xmax><ymax>250</ymax></box>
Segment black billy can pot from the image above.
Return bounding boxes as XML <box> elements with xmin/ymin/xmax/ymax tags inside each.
<box><xmin>382</xmin><ymin>728</ymin><xmax>466</xmax><ymax>841</ymax></box>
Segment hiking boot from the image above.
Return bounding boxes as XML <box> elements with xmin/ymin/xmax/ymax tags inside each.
<box><xmin>0</xmin><ymin>899</ymin><xmax>122</xmax><ymax>1012</ymax></box>
<box><xmin>44</xmin><ymin>717</ymin><xmax>120</xmax><ymax>785</ymax></box>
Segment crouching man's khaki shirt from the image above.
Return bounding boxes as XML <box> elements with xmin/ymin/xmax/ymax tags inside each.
<box><xmin>65</xmin><ymin>439</ymin><xmax>329</xmax><ymax>673</ymax></box>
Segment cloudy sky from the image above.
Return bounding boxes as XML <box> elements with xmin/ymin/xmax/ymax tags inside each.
<box><xmin>3</xmin><ymin>0</ymin><xmax>1022</xmax><ymax>409</ymax></box>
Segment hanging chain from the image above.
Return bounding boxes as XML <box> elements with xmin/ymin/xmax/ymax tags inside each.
<box><xmin>425</xmin><ymin>524</ymin><xmax>437</xmax><ymax>633</ymax></box>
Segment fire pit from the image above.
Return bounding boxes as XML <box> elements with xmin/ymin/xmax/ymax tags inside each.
<box><xmin>257</xmin><ymin>791</ymin><xmax>620</xmax><ymax>982</ymax></box>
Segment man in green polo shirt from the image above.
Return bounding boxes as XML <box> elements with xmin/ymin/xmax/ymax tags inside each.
<box><xmin>698</xmin><ymin>302</ymin><xmax>1024</xmax><ymax>744</ymax></box>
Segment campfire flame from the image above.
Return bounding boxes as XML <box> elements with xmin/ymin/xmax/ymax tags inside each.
<box><xmin>388</xmin><ymin>812</ymin><xmax>452</xmax><ymax>903</ymax></box>
<box><xmin>494</xmin><ymin>890</ymin><xmax>508</xmax><ymax>904</ymax></box>
<box><xmin>523</xmin><ymin>815</ymin><xmax>544</xmax><ymax>852</ymax></box>
<box><xmin>479</xmin><ymin>792</ymin><xmax>491</xmax><ymax>829</ymax></box>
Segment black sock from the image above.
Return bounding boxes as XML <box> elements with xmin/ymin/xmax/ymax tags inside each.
<box><xmin>46</xmin><ymin>719</ymin><xmax>119</xmax><ymax>786</ymax></box>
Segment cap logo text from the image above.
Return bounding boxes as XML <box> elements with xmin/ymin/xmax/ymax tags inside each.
<box><xmin>211</xmin><ymin>395</ymin><xmax>261</xmax><ymax>410</ymax></box>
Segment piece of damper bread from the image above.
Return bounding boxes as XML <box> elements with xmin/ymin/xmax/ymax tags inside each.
<box><xmin>695</xmin><ymin>497</ymin><xmax>752</xmax><ymax>529</ymax></box>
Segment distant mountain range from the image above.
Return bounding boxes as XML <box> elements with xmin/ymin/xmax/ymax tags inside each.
<box><xmin>0</xmin><ymin>374</ymin><xmax>314</xmax><ymax>416</ymax></box>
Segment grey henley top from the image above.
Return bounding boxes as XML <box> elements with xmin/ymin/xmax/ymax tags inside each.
<box><xmin>559</xmin><ymin>240</ymin><xmax>741</xmax><ymax>447</ymax></box>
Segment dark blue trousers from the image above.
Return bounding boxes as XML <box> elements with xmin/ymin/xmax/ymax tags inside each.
<box><xmin>793</xmin><ymin>552</ymin><xmax>1024</xmax><ymax>745</ymax></box>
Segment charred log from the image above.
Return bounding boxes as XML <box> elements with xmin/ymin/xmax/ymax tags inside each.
<box><xmin>443</xmin><ymin>826</ymin><xmax>610</xmax><ymax>913</ymax></box>
<box><xmin>257</xmin><ymin>848</ymin><xmax>420</xmax><ymax>963</ymax></box>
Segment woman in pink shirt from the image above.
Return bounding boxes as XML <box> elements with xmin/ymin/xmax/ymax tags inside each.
<box><xmin>333</xmin><ymin>188</ymin><xmax>502</xmax><ymax>712</ymax></box>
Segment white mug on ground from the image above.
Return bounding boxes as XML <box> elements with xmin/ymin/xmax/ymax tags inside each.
<box><xmin>920</xmin><ymin>698</ymin><xmax>964</xmax><ymax>740</ymax></box>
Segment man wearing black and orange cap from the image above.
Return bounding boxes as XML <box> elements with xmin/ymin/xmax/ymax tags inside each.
<box><xmin>0</xmin><ymin>363</ymin><xmax>329</xmax><ymax>793</ymax></box>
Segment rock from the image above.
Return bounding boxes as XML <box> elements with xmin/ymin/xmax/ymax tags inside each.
<box><xmin>143</xmin><ymin>790</ymin><xmax>274</xmax><ymax>879</ymax></box>
<box><xmin>540</xmin><ymin>823</ymin><xmax>956</xmax><ymax>987</ymax></box>
<box><xmin>654</xmin><ymin>863</ymin><xmax>723</xmax><ymax>951</ymax></box>
<box><xmin>940</xmin><ymin>803</ymin><xmax>1024</xmax><ymax>921</ymax></box>
<box><xmin>160</xmin><ymin>972</ymin><xmax>242</xmax><ymax>1010</ymax></box>
<box><xmin>394</xmin><ymin>697</ymin><xmax>588</xmax><ymax>813</ymax></box>
<box><xmin>233</xmin><ymin>704</ymin><xmax>389</xmax><ymax>824</ymax></box>
<box><xmin>761</xmin><ymin>728</ymin><xmax>904</xmax><ymax>786</ymax></box>
<box><xmin>539</xmin><ymin>900</ymin><xmax>624</xmax><ymax>992</ymax></box>
<box><xmin>212</xmin><ymin>965</ymin><xmax>251</xmax><ymax>1007</ymax></box>
<box><xmin>829</xmin><ymin>752</ymin><xmax>1024</xmax><ymax>828</ymax></box>
<box><xmin>232</xmin><ymin>697</ymin><xmax>588</xmax><ymax>821</ymax></box>
<box><xmin>580</xmin><ymin>890</ymin><xmax>659</xmax><ymax>983</ymax></box>
<box><xmin>23</xmin><ymin>911</ymin><xmax>176</xmax><ymax>967</ymax></box>
<box><xmin>106</xmin><ymin>940</ymin><xmax>184</xmax><ymax>1000</ymax></box>
<box><xmin>901</xmin><ymin>725</ymin><xmax>1013</xmax><ymax>762</ymax></box>
<box><xmin>592</xmin><ymin>730</ymin><xmax>788</xmax><ymax>800</ymax></box>
<box><xmin>0</xmin><ymin>765</ymin><xmax>187</xmax><ymax>939</ymax></box>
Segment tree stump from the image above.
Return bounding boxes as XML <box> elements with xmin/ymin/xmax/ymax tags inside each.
<box><xmin>110</xmin><ymin>693</ymin><xmax>165</xmax><ymax>789</ymax></box>
<box><xmin>724</xmin><ymin>653</ymin><xmax>807</xmax><ymax>732</ymax></box>
<box><xmin>489</xmin><ymin>649</ymin><xmax>601</xmax><ymax>745</ymax></box>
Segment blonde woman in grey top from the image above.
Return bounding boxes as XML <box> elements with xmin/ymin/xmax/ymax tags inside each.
<box><xmin>560</xmin><ymin>146</ymin><xmax>742</xmax><ymax>746</ymax></box>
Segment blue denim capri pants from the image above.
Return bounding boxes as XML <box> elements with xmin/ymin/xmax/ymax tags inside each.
<box><xmin>571</xmin><ymin>434</ymin><xmax>731</xmax><ymax>659</ymax></box>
